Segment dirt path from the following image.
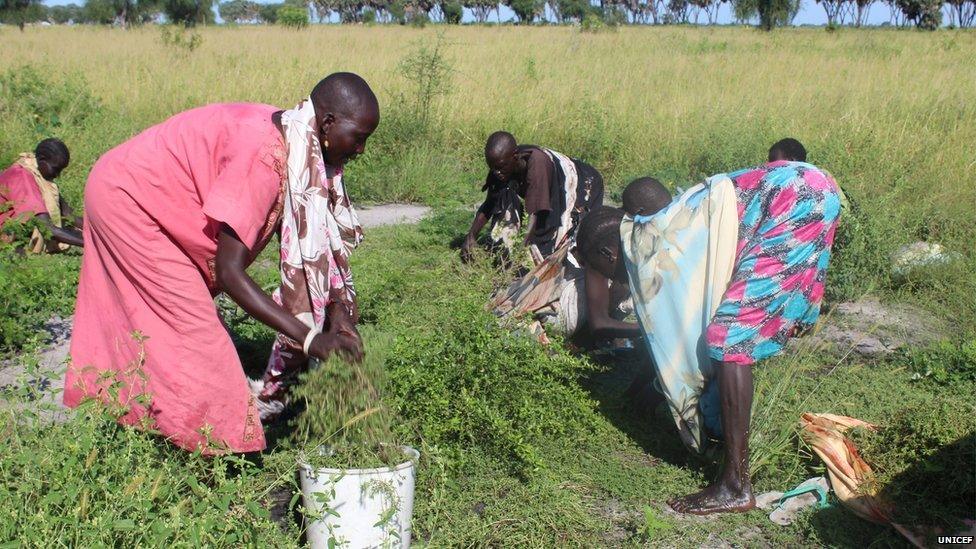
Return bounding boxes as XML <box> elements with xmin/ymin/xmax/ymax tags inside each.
<box><xmin>356</xmin><ymin>203</ymin><xmax>431</xmax><ymax>228</ymax></box>
<box><xmin>0</xmin><ymin>315</ymin><xmax>72</xmax><ymax>422</ymax></box>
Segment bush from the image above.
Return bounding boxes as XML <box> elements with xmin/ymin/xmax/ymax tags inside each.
<box><xmin>441</xmin><ymin>0</ymin><xmax>462</xmax><ymax>23</ymax></box>
<box><xmin>0</xmin><ymin>65</ymin><xmax>101</xmax><ymax>145</ymax></box>
<box><xmin>580</xmin><ymin>12</ymin><xmax>609</xmax><ymax>32</ymax></box>
<box><xmin>396</xmin><ymin>35</ymin><xmax>454</xmax><ymax>131</ymax></box>
<box><xmin>159</xmin><ymin>25</ymin><xmax>204</xmax><ymax>54</ymax></box>
<box><xmin>351</xmin><ymin>210</ymin><xmax>601</xmax><ymax>475</ymax></box>
<box><xmin>276</xmin><ymin>4</ymin><xmax>308</xmax><ymax>28</ymax></box>
<box><xmin>0</xmin><ymin>248</ymin><xmax>79</xmax><ymax>353</ymax></box>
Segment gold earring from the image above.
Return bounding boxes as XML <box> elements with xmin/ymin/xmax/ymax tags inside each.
<box><xmin>324</xmin><ymin>139</ymin><xmax>330</xmax><ymax>148</ymax></box>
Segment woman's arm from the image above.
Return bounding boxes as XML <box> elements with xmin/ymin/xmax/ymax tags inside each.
<box><xmin>461</xmin><ymin>210</ymin><xmax>489</xmax><ymax>262</ymax></box>
<box><xmin>215</xmin><ymin>225</ymin><xmax>362</xmax><ymax>362</ymax></box>
<box><xmin>585</xmin><ymin>266</ymin><xmax>641</xmax><ymax>338</ymax></box>
<box><xmin>522</xmin><ymin>213</ymin><xmax>537</xmax><ymax>246</ymax></box>
<box><xmin>35</xmin><ymin>213</ymin><xmax>83</xmax><ymax>247</ymax></box>
<box><xmin>59</xmin><ymin>195</ymin><xmax>83</xmax><ymax>229</ymax></box>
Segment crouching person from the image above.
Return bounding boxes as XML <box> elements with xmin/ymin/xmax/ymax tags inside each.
<box><xmin>0</xmin><ymin>138</ymin><xmax>83</xmax><ymax>252</ymax></box>
<box><xmin>489</xmin><ymin>177</ymin><xmax>671</xmax><ymax>344</ymax></box>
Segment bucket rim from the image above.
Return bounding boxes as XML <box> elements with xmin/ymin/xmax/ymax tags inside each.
<box><xmin>299</xmin><ymin>445</ymin><xmax>420</xmax><ymax>476</ymax></box>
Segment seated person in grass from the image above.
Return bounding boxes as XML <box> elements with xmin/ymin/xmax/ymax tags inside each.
<box><xmin>0</xmin><ymin>138</ymin><xmax>83</xmax><ymax>252</ymax></box>
<box><xmin>576</xmin><ymin>159</ymin><xmax>842</xmax><ymax>516</ymax></box>
<box><xmin>490</xmin><ymin>176</ymin><xmax>671</xmax><ymax>345</ymax></box>
<box><xmin>461</xmin><ymin>131</ymin><xmax>604</xmax><ymax>263</ymax></box>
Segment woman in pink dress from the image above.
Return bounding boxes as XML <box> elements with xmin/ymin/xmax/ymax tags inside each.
<box><xmin>65</xmin><ymin>73</ymin><xmax>379</xmax><ymax>454</ymax></box>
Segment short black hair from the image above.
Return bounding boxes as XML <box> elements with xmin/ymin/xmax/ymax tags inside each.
<box><xmin>622</xmin><ymin>177</ymin><xmax>671</xmax><ymax>217</ymax></box>
<box><xmin>485</xmin><ymin>131</ymin><xmax>516</xmax><ymax>161</ymax></box>
<box><xmin>768</xmin><ymin>138</ymin><xmax>806</xmax><ymax>162</ymax></box>
<box><xmin>576</xmin><ymin>206</ymin><xmax>625</xmax><ymax>266</ymax></box>
<box><xmin>35</xmin><ymin>138</ymin><xmax>70</xmax><ymax>169</ymax></box>
<box><xmin>310</xmin><ymin>72</ymin><xmax>379</xmax><ymax>121</ymax></box>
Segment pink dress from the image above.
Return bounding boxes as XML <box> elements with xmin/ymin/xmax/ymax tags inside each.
<box><xmin>65</xmin><ymin>103</ymin><xmax>286</xmax><ymax>453</ymax></box>
<box><xmin>0</xmin><ymin>163</ymin><xmax>47</xmax><ymax>226</ymax></box>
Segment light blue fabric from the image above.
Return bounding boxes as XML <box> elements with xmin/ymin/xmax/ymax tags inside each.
<box><xmin>620</xmin><ymin>175</ymin><xmax>739</xmax><ymax>452</ymax></box>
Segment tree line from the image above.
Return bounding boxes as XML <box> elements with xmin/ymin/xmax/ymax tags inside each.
<box><xmin>0</xmin><ymin>0</ymin><xmax>971</xmax><ymax>30</ymax></box>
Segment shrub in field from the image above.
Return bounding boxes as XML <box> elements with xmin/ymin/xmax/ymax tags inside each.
<box><xmin>0</xmin><ymin>65</ymin><xmax>101</xmax><ymax>147</ymax></box>
<box><xmin>0</xmin><ymin>246</ymin><xmax>79</xmax><ymax>353</ymax></box>
<box><xmin>350</xmin><ymin>211</ymin><xmax>601</xmax><ymax>475</ymax></box>
<box><xmin>397</xmin><ymin>34</ymin><xmax>453</xmax><ymax>130</ymax></box>
<box><xmin>159</xmin><ymin>25</ymin><xmax>204</xmax><ymax>53</ymax></box>
<box><xmin>387</xmin><ymin>299</ymin><xmax>600</xmax><ymax>474</ymax></box>
<box><xmin>277</xmin><ymin>4</ymin><xmax>309</xmax><ymax>27</ymax></box>
<box><xmin>580</xmin><ymin>11</ymin><xmax>608</xmax><ymax>31</ymax></box>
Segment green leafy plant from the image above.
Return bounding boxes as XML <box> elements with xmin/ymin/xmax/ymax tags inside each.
<box><xmin>293</xmin><ymin>327</ymin><xmax>400</xmax><ymax>469</ymax></box>
<box><xmin>640</xmin><ymin>506</ymin><xmax>675</xmax><ymax>540</ymax></box>
<box><xmin>0</xmin><ymin>65</ymin><xmax>101</xmax><ymax>140</ymax></box>
<box><xmin>904</xmin><ymin>339</ymin><xmax>976</xmax><ymax>386</ymax></box>
<box><xmin>159</xmin><ymin>25</ymin><xmax>204</xmax><ymax>53</ymax></box>
<box><xmin>0</xmin><ymin>340</ymin><xmax>296</xmax><ymax>545</ymax></box>
<box><xmin>397</xmin><ymin>34</ymin><xmax>453</xmax><ymax>131</ymax></box>
<box><xmin>580</xmin><ymin>12</ymin><xmax>607</xmax><ymax>31</ymax></box>
<box><xmin>277</xmin><ymin>4</ymin><xmax>309</xmax><ymax>27</ymax></box>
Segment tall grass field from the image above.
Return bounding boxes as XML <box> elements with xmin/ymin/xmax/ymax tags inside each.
<box><xmin>1</xmin><ymin>25</ymin><xmax>974</xmax><ymax>547</ymax></box>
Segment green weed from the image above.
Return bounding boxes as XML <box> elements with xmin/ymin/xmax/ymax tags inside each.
<box><xmin>292</xmin><ymin>327</ymin><xmax>400</xmax><ymax>469</ymax></box>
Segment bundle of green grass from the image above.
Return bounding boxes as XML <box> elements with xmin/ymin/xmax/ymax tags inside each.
<box><xmin>291</xmin><ymin>326</ymin><xmax>403</xmax><ymax>469</ymax></box>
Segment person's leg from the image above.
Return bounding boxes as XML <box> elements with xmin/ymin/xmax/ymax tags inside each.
<box><xmin>669</xmin><ymin>361</ymin><xmax>756</xmax><ymax>515</ymax></box>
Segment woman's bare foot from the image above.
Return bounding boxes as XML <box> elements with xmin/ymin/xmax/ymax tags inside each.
<box><xmin>668</xmin><ymin>479</ymin><xmax>756</xmax><ymax>516</ymax></box>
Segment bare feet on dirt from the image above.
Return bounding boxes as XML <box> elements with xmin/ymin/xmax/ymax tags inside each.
<box><xmin>669</xmin><ymin>479</ymin><xmax>756</xmax><ymax>516</ymax></box>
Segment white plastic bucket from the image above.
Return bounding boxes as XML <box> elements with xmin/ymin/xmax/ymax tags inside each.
<box><xmin>299</xmin><ymin>446</ymin><xmax>419</xmax><ymax>549</ymax></box>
